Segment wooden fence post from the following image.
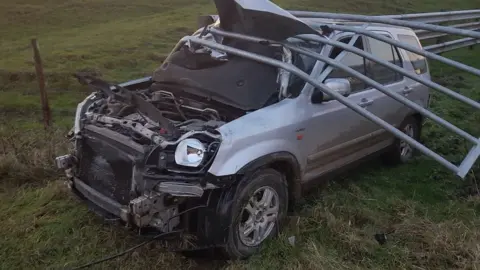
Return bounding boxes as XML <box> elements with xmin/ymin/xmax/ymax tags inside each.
<box><xmin>31</xmin><ymin>38</ymin><xmax>51</xmax><ymax>129</ymax></box>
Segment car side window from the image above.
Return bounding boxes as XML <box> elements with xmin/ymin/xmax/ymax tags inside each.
<box><xmin>365</xmin><ymin>36</ymin><xmax>404</xmax><ymax>85</ymax></box>
<box><xmin>397</xmin><ymin>34</ymin><xmax>428</xmax><ymax>75</ymax></box>
<box><xmin>325</xmin><ymin>37</ymin><xmax>367</xmax><ymax>93</ymax></box>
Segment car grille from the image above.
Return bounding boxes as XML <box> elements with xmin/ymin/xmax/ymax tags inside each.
<box><xmin>77</xmin><ymin>135</ymin><xmax>134</xmax><ymax>205</ymax></box>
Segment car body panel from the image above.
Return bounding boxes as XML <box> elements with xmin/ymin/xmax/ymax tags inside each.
<box><xmin>208</xmin><ymin>95</ymin><xmax>309</xmax><ymax>176</ymax></box>
<box><xmin>214</xmin><ymin>0</ymin><xmax>318</xmax><ymax>41</ymax></box>
<box><xmin>302</xmin><ymin>88</ymin><xmax>386</xmax><ymax>181</ymax></box>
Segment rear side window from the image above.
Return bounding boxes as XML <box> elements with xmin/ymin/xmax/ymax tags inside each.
<box><xmin>397</xmin><ymin>34</ymin><xmax>428</xmax><ymax>75</ymax></box>
<box><xmin>366</xmin><ymin>36</ymin><xmax>404</xmax><ymax>84</ymax></box>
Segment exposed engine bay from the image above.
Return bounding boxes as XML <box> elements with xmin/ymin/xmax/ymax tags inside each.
<box><xmin>58</xmin><ymin>39</ymin><xmax>297</xmax><ymax>235</ymax></box>
<box><xmin>60</xmin><ymin>73</ymin><xmax>240</xmax><ymax>232</ymax></box>
<box><xmin>83</xmin><ymin>77</ymin><xmax>234</xmax><ymax>142</ymax></box>
<box><xmin>58</xmin><ymin>26</ymin><xmax>291</xmax><ymax>232</ymax></box>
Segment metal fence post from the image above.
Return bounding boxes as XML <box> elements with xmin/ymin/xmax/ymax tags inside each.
<box><xmin>31</xmin><ymin>39</ymin><xmax>51</xmax><ymax>129</ymax></box>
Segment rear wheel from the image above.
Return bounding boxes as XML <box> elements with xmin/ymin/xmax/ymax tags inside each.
<box><xmin>383</xmin><ymin>116</ymin><xmax>421</xmax><ymax>165</ymax></box>
<box><xmin>223</xmin><ymin>168</ymin><xmax>288</xmax><ymax>259</ymax></box>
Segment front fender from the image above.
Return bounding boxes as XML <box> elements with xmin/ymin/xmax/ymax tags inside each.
<box><xmin>206</xmin><ymin>95</ymin><xmax>308</xmax><ymax>179</ymax></box>
<box><xmin>208</xmin><ymin>138</ymin><xmax>303</xmax><ymax>176</ymax></box>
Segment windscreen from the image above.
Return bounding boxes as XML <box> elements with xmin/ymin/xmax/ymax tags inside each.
<box><xmin>287</xmin><ymin>39</ymin><xmax>324</xmax><ymax>97</ymax></box>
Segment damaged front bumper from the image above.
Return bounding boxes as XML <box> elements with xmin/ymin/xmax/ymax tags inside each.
<box><xmin>67</xmin><ymin>176</ymin><xmax>189</xmax><ymax>231</ymax></box>
<box><xmin>71</xmin><ymin>176</ymin><xmax>129</xmax><ymax>221</ymax></box>
<box><xmin>55</xmin><ymin>124</ymin><xmax>221</xmax><ymax>232</ymax></box>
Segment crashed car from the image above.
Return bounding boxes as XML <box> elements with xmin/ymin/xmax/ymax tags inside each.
<box><xmin>56</xmin><ymin>0</ymin><xmax>431</xmax><ymax>259</ymax></box>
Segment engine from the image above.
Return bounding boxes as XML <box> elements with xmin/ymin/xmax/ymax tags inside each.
<box><xmin>84</xmin><ymin>87</ymin><xmax>231</xmax><ymax>141</ymax></box>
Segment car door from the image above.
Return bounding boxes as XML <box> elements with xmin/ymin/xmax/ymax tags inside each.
<box><xmin>363</xmin><ymin>33</ymin><xmax>409</xmax><ymax>126</ymax></box>
<box><xmin>396</xmin><ymin>33</ymin><xmax>432</xmax><ymax>111</ymax></box>
<box><xmin>301</xmin><ymin>35</ymin><xmax>385</xmax><ymax>182</ymax></box>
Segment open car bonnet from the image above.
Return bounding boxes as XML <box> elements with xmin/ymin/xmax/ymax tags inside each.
<box><xmin>214</xmin><ymin>0</ymin><xmax>318</xmax><ymax>41</ymax></box>
<box><xmin>152</xmin><ymin>0</ymin><xmax>319</xmax><ymax>111</ymax></box>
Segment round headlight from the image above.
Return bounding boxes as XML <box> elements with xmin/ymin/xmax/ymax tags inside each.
<box><xmin>174</xmin><ymin>138</ymin><xmax>206</xmax><ymax>167</ymax></box>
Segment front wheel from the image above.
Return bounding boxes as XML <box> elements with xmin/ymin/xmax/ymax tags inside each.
<box><xmin>223</xmin><ymin>168</ymin><xmax>288</xmax><ymax>259</ymax></box>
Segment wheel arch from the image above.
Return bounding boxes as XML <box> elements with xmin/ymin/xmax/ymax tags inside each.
<box><xmin>237</xmin><ymin>151</ymin><xmax>302</xmax><ymax>210</ymax></box>
<box><xmin>411</xmin><ymin>112</ymin><xmax>423</xmax><ymax>123</ymax></box>
<box><xmin>407</xmin><ymin>112</ymin><xmax>424</xmax><ymax>136</ymax></box>
<box><xmin>196</xmin><ymin>151</ymin><xmax>302</xmax><ymax>247</ymax></box>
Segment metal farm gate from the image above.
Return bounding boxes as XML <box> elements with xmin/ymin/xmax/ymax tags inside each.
<box><xmin>129</xmin><ymin>1</ymin><xmax>480</xmax><ymax>179</ymax></box>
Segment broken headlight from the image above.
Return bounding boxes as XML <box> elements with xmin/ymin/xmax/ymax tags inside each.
<box><xmin>174</xmin><ymin>138</ymin><xmax>206</xmax><ymax>167</ymax></box>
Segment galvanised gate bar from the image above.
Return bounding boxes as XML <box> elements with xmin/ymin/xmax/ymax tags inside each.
<box><xmin>173</xmin><ymin>7</ymin><xmax>480</xmax><ymax>179</ymax></box>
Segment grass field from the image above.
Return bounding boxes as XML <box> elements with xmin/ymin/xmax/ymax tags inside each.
<box><xmin>0</xmin><ymin>0</ymin><xmax>479</xmax><ymax>269</ymax></box>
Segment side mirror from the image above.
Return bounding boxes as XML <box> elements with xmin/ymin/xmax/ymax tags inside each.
<box><xmin>321</xmin><ymin>78</ymin><xmax>352</xmax><ymax>102</ymax></box>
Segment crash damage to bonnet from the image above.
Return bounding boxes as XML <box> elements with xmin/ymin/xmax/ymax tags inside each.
<box><xmin>56</xmin><ymin>0</ymin><xmax>319</xmax><ymax>234</ymax></box>
<box><xmin>153</xmin><ymin>0</ymin><xmax>318</xmax><ymax>111</ymax></box>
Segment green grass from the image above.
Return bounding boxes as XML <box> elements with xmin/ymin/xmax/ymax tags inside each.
<box><xmin>0</xmin><ymin>0</ymin><xmax>479</xmax><ymax>269</ymax></box>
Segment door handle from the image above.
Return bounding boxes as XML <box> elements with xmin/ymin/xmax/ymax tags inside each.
<box><xmin>402</xmin><ymin>87</ymin><xmax>413</xmax><ymax>95</ymax></box>
<box><xmin>358</xmin><ymin>98</ymin><xmax>373</xmax><ymax>108</ymax></box>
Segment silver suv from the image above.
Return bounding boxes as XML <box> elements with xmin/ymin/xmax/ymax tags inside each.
<box><xmin>56</xmin><ymin>1</ymin><xmax>430</xmax><ymax>259</ymax></box>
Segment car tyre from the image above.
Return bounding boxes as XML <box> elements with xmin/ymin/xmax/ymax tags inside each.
<box><xmin>222</xmin><ymin>168</ymin><xmax>288</xmax><ymax>260</ymax></box>
<box><xmin>383</xmin><ymin>115</ymin><xmax>421</xmax><ymax>165</ymax></box>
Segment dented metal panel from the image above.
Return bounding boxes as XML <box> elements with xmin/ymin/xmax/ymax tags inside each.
<box><xmin>214</xmin><ymin>0</ymin><xmax>317</xmax><ymax>41</ymax></box>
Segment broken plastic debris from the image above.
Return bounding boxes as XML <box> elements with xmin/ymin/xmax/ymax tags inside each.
<box><xmin>288</xmin><ymin>236</ymin><xmax>296</xmax><ymax>246</ymax></box>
